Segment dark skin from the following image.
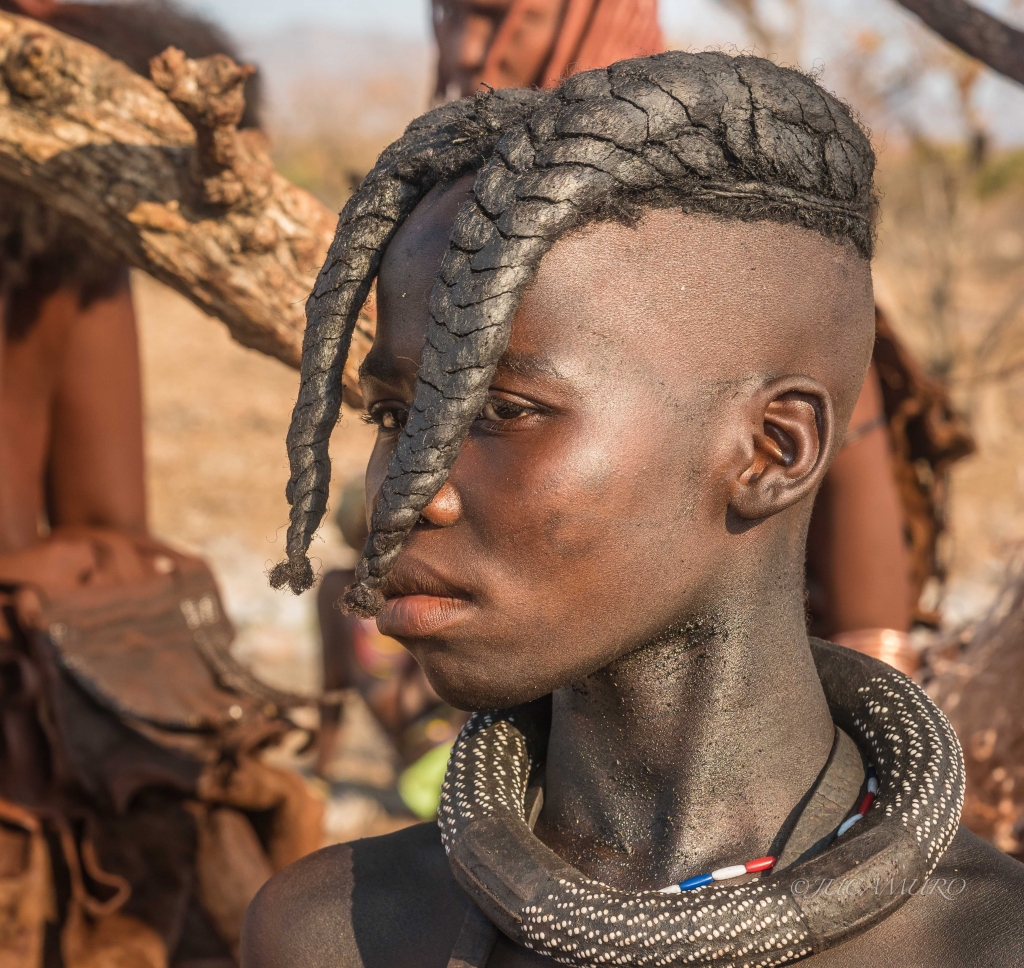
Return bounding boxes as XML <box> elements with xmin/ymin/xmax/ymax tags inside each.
<box><xmin>0</xmin><ymin>275</ymin><xmax>147</xmax><ymax>552</ymax></box>
<box><xmin>242</xmin><ymin>182</ymin><xmax>1024</xmax><ymax>967</ymax></box>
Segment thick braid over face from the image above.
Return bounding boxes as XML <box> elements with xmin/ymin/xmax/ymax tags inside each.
<box><xmin>438</xmin><ymin>642</ymin><xmax>964</xmax><ymax>967</ymax></box>
<box><xmin>270</xmin><ymin>90</ymin><xmax>540</xmax><ymax>593</ymax></box>
<box><xmin>273</xmin><ymin>52</ymin><xmax>877</xmax><ymax>606</ymax></box>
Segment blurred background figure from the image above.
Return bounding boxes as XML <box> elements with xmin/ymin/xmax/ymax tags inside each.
<box><xmin>807</xmin><ymin>309</ymin><xmax>975</xmax><ymax>672</ymax></box>
<box><xmin>0</xmin><ymin>4</ymin><xmax>320</xmax><ymax>967</ymax></box>
<box><xmin>0</xmin><ymin>0</ymin><xmax>260</xmax><ymax>559</ymax></box>
<box><xmin>432</xmin><ymin>0</ymin><xmax>662</xmax><ymax>101</ymax></box>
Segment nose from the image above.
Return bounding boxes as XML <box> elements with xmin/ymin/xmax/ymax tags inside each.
<box><xmin>420</xmin><ymin>481</ymin><xmax>462</xmax><ymax>527</ymax></box>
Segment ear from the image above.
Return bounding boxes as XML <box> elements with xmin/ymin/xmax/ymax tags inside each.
<box><xmin>730</xmin><ymin>376</ymin><xmax>834</xmax><ymax>520</ymax></box>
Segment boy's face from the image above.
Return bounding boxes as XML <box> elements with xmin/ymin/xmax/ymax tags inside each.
<box><xmin>361</xmin><ymin>180</ymin><xmax>873</xmax><ymax>710</ymax></box>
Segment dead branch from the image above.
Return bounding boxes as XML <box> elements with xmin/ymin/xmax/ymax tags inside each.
<box><xmin>894</xmin><ymin>0</ymin><xmax>1024</xmax><ymax>86</ymax></box>
<box><xmin>0</xmin><ymin>11</ymin><xmax>372</xmax><ymax>402</ymax></box>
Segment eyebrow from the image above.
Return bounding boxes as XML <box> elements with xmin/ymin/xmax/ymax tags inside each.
<box><xmin>495</xmin><ymin>349</ymin><xmax>564</xmax><ymax>381</ymax></box>
<box><xmin>359</xmin><ymin>348</ymin><xmax>564</xmax><ymax>385</ymax></box>
<box><xmin>358</xmin><ymin>353</ymin><xmax>411</xmax><ymax>385</ymax></box>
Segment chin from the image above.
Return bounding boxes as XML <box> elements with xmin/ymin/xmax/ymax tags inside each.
<box><xmin>413</xmin><ymin>644</ymin><xmax>558</xmax><ymax>712</ymax></box>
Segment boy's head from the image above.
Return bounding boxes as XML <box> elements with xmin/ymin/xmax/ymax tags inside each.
<box><xmin>273</xmin><ymin>51</ymin><xmax>876</xmax><ymax>706</ymax></box>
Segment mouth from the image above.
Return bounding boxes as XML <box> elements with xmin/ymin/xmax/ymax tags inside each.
<box><xmin>376</xmin><ymin>560</ymin><xmax>473</xmax><ymax>639</ymax></box>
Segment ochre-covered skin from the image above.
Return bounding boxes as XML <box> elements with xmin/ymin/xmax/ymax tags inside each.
<box><xmin>0</xmin><ymin>276</ymin><xmax>146</xmax><ymax>552</ymax></box>
<box><xmin>432</xmin><ymin>0</ymin><xmax>663</xmax><ymax>101</ymax></box>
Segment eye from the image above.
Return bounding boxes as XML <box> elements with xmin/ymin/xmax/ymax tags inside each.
<box><xmin>364</xmin><ymin>402</ymin><xmax>408</xmax><ymax>432</ymax></box>
<box><xmin>477</xmin><ymin>394</ymin><xmax>536</xmax><ymax>424</ymax></box>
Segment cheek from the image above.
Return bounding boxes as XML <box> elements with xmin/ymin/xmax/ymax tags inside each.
<box><xmin>456</xmin><ymin>415</ymin><xmax>695</xmax><ymax>581</ymax></box>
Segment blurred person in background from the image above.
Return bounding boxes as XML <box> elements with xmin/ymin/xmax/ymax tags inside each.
<box><xmin>432</xmin><ymin>0</ymin><xmax>662</xmax><ymax>102</ymax></box>
<box><xmin>0</xmin><ymin>4</ymin><xmax>321</xmax><ymax>967</ymax></box>
<box><xmin>0</xmin><ymin>0</ymin><xmax>261</xmax><ymax>560</ymax></box>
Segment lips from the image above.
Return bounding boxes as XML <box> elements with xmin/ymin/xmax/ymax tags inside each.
<box><xmin>376</xmin><ymin>560</ymin><xmax>473</xmax><ymax>638</ymax></box>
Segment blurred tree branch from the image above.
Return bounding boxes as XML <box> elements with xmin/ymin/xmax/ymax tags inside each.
<box><xmin>0</xmin><ymin>11</ymin><xmax>372</xmax><ymax>402</ymax></box>
<box><xmin>894</xmin><ymin>0</ymin><xmax>1024</xmax><ymax>85</ymax></box>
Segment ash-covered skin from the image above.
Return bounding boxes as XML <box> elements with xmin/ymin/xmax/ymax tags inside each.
<box><xmin>244</xmin><ymin>53</ymin><xmax>1024</xmax><ymax>968</ymax></box>
<box><xmin>269</xmin><ymin>51</ymin><xmax>875</xmax><ymax>606</ymax></box>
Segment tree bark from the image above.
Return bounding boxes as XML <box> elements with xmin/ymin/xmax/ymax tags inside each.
<box><xmin>894</xmin><ymin>0</ymin><xmax>1024</xmax><ymax>86</ymax></box>
<box><xmin>0</xmin><ymin>11</ymin><xmax>372</xmax><ymax>399</ymax></box>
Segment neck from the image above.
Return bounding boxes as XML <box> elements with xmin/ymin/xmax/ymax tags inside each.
<box><xmin>534</xmin><ymin>586</ymin><xmax>834</xmax><ymax>891</ymax></box>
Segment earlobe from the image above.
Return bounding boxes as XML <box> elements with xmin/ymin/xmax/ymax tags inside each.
<box><xmin>731</xmin><ymin>378</ymin><xmax>834</xmax><ymax>521</ymax></box>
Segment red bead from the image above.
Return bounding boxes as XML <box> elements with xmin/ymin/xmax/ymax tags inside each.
<box><xmin>857</xmin><ymin>791</ymin><xmax>875</xmax><ymax>816</ymax></box>
<box><xmin>745</xmin><ymin>856</ymin><xmax>777</xmax><ymax>873</ymax></box>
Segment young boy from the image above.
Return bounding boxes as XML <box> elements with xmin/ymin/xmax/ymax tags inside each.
<box><xmin>251</xmin><ymin>52</ymin><xmax>1024</xmax><ymax>966</ymax></box>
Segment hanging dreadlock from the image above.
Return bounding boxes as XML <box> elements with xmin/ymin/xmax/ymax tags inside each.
<box><xmin>269</xmin><ymin>51</ymin><xmax>877</xmax><ymax>616</ymax></box>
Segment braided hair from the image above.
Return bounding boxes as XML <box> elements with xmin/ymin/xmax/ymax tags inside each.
<box><xmin>269</xmin><ymin>51</ymin><xmax>877</xmax><ymax>615</ymax></box>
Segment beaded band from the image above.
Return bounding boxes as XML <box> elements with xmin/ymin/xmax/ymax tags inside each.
<box><xmin>658</xmin><ymin>764</ymin><xmax>879</xmax><ymax>894</ymax></box>
<box><xmin>660</xmin><ymin>855</ymin><xmax>778</xmax><ymax>894</ymax></box>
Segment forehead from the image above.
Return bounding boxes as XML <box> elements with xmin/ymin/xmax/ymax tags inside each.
<box><xmin>373</xmin><ymin>180</ymin><xmax>872</xmax><ymax>389</ymax></box>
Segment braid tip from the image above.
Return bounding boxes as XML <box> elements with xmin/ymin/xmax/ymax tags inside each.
<box><xmin>268</xmin><ymin>555</ymin><xmax>315</xmax><ymax>595</ymax></box>
<box><xmin>342</xmin><ymin>580</ymin><xmax>386</xmax><ymax>618</ymax></box>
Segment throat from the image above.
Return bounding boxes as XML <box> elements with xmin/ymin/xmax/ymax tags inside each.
<box><xmin>533</xmin><ymin>621</ymin><xmax>835</xmax><ymax>892</ymax></box>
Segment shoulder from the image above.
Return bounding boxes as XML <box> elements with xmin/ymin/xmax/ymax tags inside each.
<box><xmin>920</xmin><ymin>826</ymin><xmax>1024</xmax><ymax>955</ymax></box>
<box><xmin>240</xmin><ymin>821</ymin><xmax>471</xmax><ymax>968</ymax></box>
<box><xmin>812</xmin><ymin>827</ymin><xmax>1024</xmax><ymax>967</ymax></box>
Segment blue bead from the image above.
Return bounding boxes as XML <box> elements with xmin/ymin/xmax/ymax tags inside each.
<box><xmin>836</xmin><ymin>813</ymin><xmax>863</xmax><ymax>837</ymax></box>
<box><xmin>678</xmin><ymin>873</ymin><xmax>715</xmax><ymax>892</ymax></box>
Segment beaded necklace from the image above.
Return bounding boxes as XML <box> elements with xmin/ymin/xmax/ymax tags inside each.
<box><xmin>658</xmin><ymin>766</ymin><xmax>878</xmax><ymax>894</ymax></box>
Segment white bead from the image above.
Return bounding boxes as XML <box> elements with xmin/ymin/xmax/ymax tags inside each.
<box><xmin>867</xmin><ymin>777</ymin><xmax>878</xmax><ymax>794</ymax></box>
<box><xmin>711</xmin><ymin>865</ymin><xmax>747</xmax><ymax>881</ymax></box>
